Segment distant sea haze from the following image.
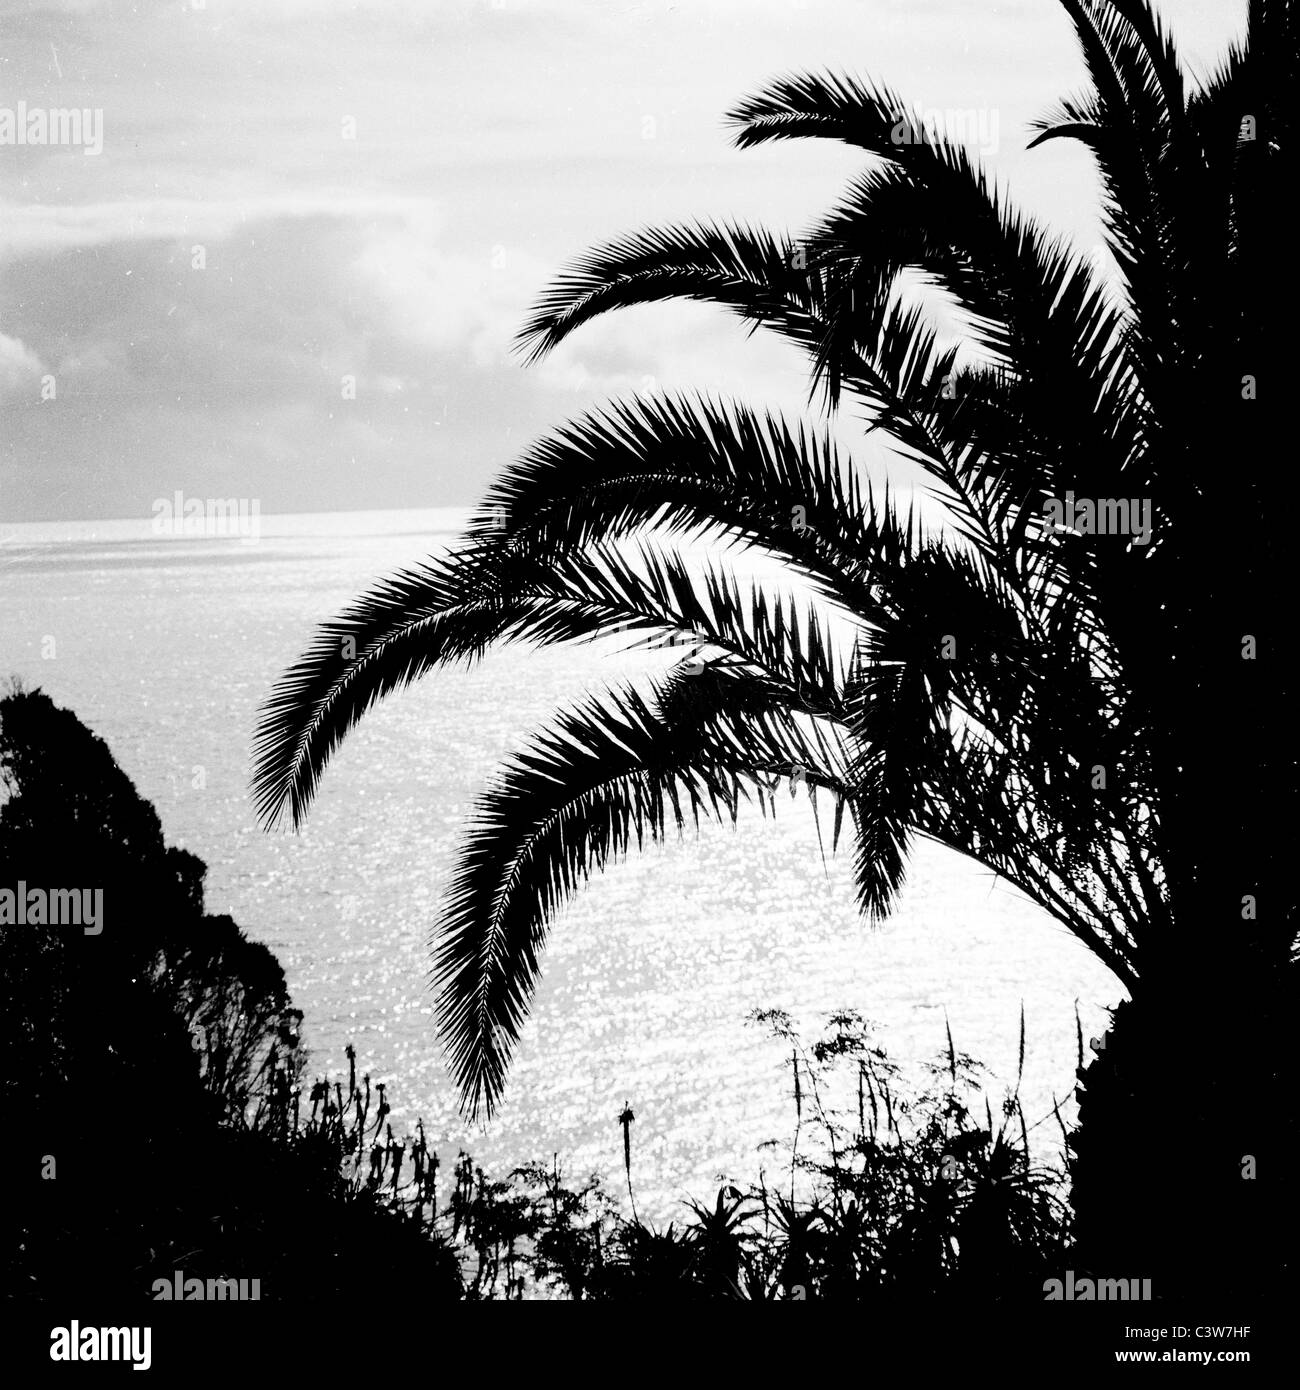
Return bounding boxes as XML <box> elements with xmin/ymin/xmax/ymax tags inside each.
<box><xmin>0</xmin><ymin>508</ymin><xmax>1119</xmax><ymax>1219</ymax></box>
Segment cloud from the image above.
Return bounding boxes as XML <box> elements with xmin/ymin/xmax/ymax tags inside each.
<box><xmin>0</xmin><ymin>331</ymin><xmax>44</xmax><ymax>389</ymax></box>
<box><xmin>0</xmin><ymin>195</ymin><xmax>442</xmax><ymax>262</ymax></box>
<box><xmin>353</xmin><ymin>214</ymin><xmax>517</xmax><ymax>359</ymax></box>
<box><xmin>0</xmin><ymin>0</ymin><xmax>1250</xmax><ymax>520</ymax></box>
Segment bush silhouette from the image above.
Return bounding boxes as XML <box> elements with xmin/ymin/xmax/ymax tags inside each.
<box><xmin>0</xmin><ymin>683</ymin><xmax>460</xmax><ymax>1302</ymax></box>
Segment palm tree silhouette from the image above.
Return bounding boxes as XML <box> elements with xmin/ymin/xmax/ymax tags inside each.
<box><xmin>254</xmin><ymin>1</ymin><xmax>1295</xmax><ymax>1294</ymax></box>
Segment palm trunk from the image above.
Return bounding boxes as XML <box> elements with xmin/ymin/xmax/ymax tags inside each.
<box><xmin>1071</xmin><ymin>950</ymin><xmax>1297</xmax><ymax>1299</ymax></box>
<box><xmin>1072</xmin><ymin>188</ymin><xmax>1300</xmax><ymax>1302</ymax></box>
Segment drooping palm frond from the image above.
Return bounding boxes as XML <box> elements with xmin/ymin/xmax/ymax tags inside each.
<box><xmin>253</xmin><ymin>396</ymin><xmax>896</xmax><ymax>829</ymax></box>
<box><xmin>435</xmin><ymin>663</ymin><xmax>852</xmax><ymax>1114</ymax></box>
<box><xmin>251</xmin><ymin>533</ymin><xmax>847</xmax><ymax>833</ymax></box>
<box><xmin>468</xmin><ymin>393</ymin><xmax>876</xmax><ymax>575</ymax></box>
<box><xmin>516</xmin><ymin>223</ymin><xmax>818</xmax><ymax>366</ymax></box>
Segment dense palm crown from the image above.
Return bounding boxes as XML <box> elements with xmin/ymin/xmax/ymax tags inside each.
<box><xmin>254</xmin><ymin>0</ymin><xmax>1293</xmax><ymax>1122</ymax></box>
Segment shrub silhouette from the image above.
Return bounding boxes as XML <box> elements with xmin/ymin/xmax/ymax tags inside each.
<box><xmin>0</xmin><ymin>683</ymin><xmax>459</xmax><ymax>1302</ymax></box>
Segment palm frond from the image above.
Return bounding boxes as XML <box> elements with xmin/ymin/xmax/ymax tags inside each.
<box><xmin>435</xmin><ymin>664</ymin><xmax>852</xmax><ymax>1115</ymax></box>
<box><xmin>515</xmin><ymin>221</ymin><xmax>821</xmax><ymax>367</ymax></box>
<box><xmin>252</xmin><ymin>534</ymin><xmax>845</xmax><ymax>831</ymax></box>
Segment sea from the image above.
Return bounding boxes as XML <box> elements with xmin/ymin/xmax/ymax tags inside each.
<box><xmin>0</xmin><ymin>507</ymin><xmax>1121</xmax><ymax>1219</ymax></box>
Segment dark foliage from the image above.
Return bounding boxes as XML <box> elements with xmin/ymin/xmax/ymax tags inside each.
<box><xmin>388</xmin><ymin>1011</ymin><xmax>1073</xmax><ymax>1301</ymax></box>
<box><xmin>0</xmin><ymin>684</ymin><xmax>459</xmax><ymax>1302</ymax></box>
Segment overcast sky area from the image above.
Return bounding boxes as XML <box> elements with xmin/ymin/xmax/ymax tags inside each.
<box><xmin>1</xmin><ymin>0</ymin><xmax>1247</xmax><ymax>522</ymax></box>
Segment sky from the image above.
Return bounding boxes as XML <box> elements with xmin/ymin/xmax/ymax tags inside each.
<box><xmin>0</xmin><ymin>0</ymin><xmax>1248</xmax><ymax>522</ymax></box>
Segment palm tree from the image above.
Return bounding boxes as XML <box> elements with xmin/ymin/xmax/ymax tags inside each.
<box><xmin>254</xmin><ymin>0</ymin><xmax>1295</xmax><ymax>1296</ymax></box>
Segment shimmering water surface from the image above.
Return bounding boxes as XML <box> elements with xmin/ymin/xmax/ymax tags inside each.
<box><xmin>1</xmin><ymin>509</ymin><xmax>1120</xmax><ymax>1219</ymax></box>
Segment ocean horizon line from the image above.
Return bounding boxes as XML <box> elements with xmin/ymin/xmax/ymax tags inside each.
<box><xmin>0</xmin><ymin>503</ymin><xmax>475</xmax><ymax>548</ymax></box>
